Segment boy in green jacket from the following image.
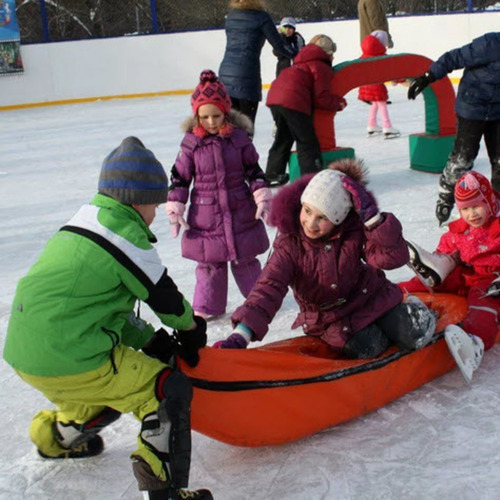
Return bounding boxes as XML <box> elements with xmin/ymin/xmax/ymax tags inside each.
<box><xmin>3</xmin><ymin>137</ymin><xmax>212</xmax><ymax>500</ymax></box>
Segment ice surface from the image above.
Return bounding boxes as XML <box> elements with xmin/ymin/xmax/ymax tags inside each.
<box><xmin>2</xmin><ymin>86</ymin><xmax>500</xmax><ymax>500</ymax></box>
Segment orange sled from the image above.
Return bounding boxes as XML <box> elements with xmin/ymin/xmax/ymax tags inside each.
<box><xmin>178</xmin><ymin>293</ymin><xmax>496</xmax><ymax>447</ymax></box>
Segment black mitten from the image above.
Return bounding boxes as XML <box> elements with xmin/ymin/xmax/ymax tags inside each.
<box><xmin>175</xmin><ymin>315</ymin><xmax>207</xmax><ymax>368</ymax></box>
<box><xmin>142</xmin><ymin>328</ymin><xmax>177</xmax><ymax>364</ymax></box>
<box><xmin>408</xmin><ymin>72</ymin><xmax>436</xmax><ymax>100</ymax></box>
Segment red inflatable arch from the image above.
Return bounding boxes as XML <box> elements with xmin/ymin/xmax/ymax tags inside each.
<box><xmin>308</xmin><ymin>53</ymin><xmax>457</xmax><ymax>175</ymax></box>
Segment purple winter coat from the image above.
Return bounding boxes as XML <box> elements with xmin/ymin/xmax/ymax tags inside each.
<box><xmin>168</xmin><ymin>110</ymin><xmax>269</xmax><ymax>263</ymax></box>
<box><xmin>232</xmin><ymin>173</ymin><xmax>408</xmax><ymax>351</ymax></box>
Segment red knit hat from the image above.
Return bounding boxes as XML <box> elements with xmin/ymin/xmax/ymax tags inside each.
<box><xmin>191</xmin><ymin>70</ymin><xmax>231</xmax><ymax>116</ymax></box>
<box><xmin>454</xmin><ymin>171</ymin><xmax>498</xmax><ymax>217</ymax></box>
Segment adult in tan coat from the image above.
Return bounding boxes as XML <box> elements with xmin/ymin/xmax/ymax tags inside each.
<box><xmin>357</xmin><ymin>0</ymin><xmax>393</xmax><ymax>48</ymax></box>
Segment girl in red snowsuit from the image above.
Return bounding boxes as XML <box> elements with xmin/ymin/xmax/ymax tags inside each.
<box><xmin>400</xmin><ymin>171</ymin><xmax>500</xmax><ymax>350</ymax></box>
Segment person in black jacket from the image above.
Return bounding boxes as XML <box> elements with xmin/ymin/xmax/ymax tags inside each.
<box><xmin>408</xmin><ymin>32</ymin><xmax>500</xmax><ymax>225</ymax></box>
<box><xmin>274</xmin><ymin>17</ymin><xmax>305</xmax><ymax>77</ymax></box>
<box><xmin>218</xmin><ymin>0</ymin><xmax>297</xmax><ymax>126</ymax></box>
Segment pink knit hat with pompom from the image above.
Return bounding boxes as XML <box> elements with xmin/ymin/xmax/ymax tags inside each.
<box><xmin>454</xmin><ymin>171</ymin><xmax>498</xmax><ymax>217</ymax></box>
<box><xmin>190</xmin><ymin>70</ymin><xmax>232</xmax><ymax>116</ymax></box>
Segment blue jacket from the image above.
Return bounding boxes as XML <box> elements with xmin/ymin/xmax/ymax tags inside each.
<box><xmin>430</xmin><ymin>32</ymin><xmax>500</xmax><ymax>121</ymax></box>
<box><xmin>218</xmin><ymin>8</ymin><xmax>296</xmax><ymax>102</ymax></box>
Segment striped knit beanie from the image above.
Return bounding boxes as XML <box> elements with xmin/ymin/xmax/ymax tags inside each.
<box><xmin>98</xmin><ymin>137</ymin><xmax>168</xmax><ymax>205</ymax></box>
<box><xmin>191</xmin><ymin>69</ymin><xmax>232</xmax><ymax>116</ymax></box>
<box><xmin>454</xmin><ymin>171</ymin><xmax>497</xmax><ymax>217</ymax></box>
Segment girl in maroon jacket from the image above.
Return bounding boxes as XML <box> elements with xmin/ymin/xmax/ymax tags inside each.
<box><xmin>214</xmin><ymin>159</ymin><xmax>436</xmax><ymax>359</ymax></box>
<box><xmin>358</xmin><ymin>30</ymin><xmax>400</xmax><ymax>139</ymax></box>
<box><xmin>401</xmin><ymin>171</ymin><xmax>500</xmax><ymax>382</ymax></box>
<box><xmin>265</xmin><ymin>34</ymin><xmax>346</xmax><ymax>185</ymax></box>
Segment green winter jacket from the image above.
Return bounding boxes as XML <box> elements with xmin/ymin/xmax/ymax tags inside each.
<box><xmin>3</xmin><ymin>194</ymin><xmax>194</xmax><ymax>377</ymax></box>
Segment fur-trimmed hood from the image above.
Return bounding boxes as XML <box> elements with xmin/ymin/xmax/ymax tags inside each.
<box><xmin>269</xmin><ymin>158</ymin><xmax>369</xmax><ymax>234</ymax></box>
<box><xmin>180</xmin><ymin>108</ymin><xmax>254</xmax><ymax>137</ymax></box>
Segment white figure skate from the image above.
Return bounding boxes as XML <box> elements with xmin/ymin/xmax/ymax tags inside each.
<box><xmin>406</xmin><ymin>240</ymin><xmax>456</xmax><ymax>291</ymax></box>
<box><xmin>444</xmin><ymin>325</ymin><xmax>484</xmax><ymax>384</ymax></box>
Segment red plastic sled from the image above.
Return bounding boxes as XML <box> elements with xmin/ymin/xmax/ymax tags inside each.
<box><xmin>178</xmin><ymin>293</ymin><xmax>495</xmax><ymax>447</ymax></box>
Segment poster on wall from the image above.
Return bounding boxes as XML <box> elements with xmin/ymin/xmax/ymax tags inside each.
<box><xmin>0</xmin><ymin>0</ymin><xmax>23</xmax><ymax>76</ymax></box>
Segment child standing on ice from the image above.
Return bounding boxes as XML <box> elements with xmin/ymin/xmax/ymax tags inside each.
<box><xmin>214</xmin><ymin>159</ymin><xmax>436</xmax><ymax>358</ymax></box>
<box><xmin>401</xmin><ymin>171</ymin><xmax>500</xmax><ymax>383</ymax></box>
<box><xmin>358</xmin><ymin>30</ymin><xmax>400</xmax><ymax>139</ymax></box>
<box><xmin>166</xmin><ymin>69</ymin><xmax>272</xmax><ymax>319</ymax></box>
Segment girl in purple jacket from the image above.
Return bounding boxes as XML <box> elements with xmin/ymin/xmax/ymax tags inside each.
<box><xmin>214</xmin><ymin>159</ymin><xmax>436</xmax><ymax>358</ymax></box>
<box><xmin>166</xmin><ymin>70</ymin><xmax>272</xmax><ymax>319</ymax></box>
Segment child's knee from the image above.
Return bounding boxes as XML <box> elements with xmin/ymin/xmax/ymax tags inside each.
<box><xmin>463</xmin><ymin>306</ymin><xmax>498</xmax><ymax>350</ymax></box>
<box><xmin>343</xmin><ymin>324</ymin><xmax>389</xmax><ymax>359</ymax></box>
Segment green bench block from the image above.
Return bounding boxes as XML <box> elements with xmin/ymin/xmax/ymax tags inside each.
<box><xmin>409</xmin><ymin>133</ymin><xmax>455</xmax><ymax>173</ymax></box>
<box><xmin>289</xmin><ymin>148</ymin><xmax>356</xmax><ymax>181</ymax></box>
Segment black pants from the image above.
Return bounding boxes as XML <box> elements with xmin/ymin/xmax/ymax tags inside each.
<box><xmin>343</xmin><ymin>301</ymin><xmax>430</xmax><ymax>359</ymax></box>
<box><xmin>230</xmin><ymin>97</ymin><xmax>258</xmax><ymax>126</ymax></box>
<box><xmin>440</xmin><ymin>116</ymin><xmax>500</xmax><ymax>192</ymax></box>
<box><xmin>265</xmin><ymin>105</ymin><xmax>322</xmax><ymax>179</ymax></box>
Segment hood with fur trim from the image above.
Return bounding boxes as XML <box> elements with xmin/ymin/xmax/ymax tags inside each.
<box><xmin>180</xmin><ymin>108</ymin><xmax>254</xmax><ymax>137</ymax></box>
<box><xmin>269</xmin><ymin>159</ymin><xmax>368</xmax><ymax>234</ymax></box>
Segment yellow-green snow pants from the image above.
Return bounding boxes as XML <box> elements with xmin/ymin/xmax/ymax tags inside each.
<box><xmin>17</xmin><ymin>344</ymin><xmax>172</xmax><ymax>482</ymax></box>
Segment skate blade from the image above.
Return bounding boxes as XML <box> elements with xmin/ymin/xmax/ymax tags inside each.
<box><xmin>367</xmin><ymin>131</ymin><xmax>382</xmax><ymax>138</ymax></box>
<box><xmin>444</xmin><ymin>327</ymin><xmax>474</xmax><ymax>385</ymax></box>
<box><xmin>384</xmin><ymin>133</ymin><xmax>401</xmax><ymax>140</ymax></box>
<box><xmin>406</xmin><ymin>263</ymin><xmax>435</xmax><ymax>295</ymax></box>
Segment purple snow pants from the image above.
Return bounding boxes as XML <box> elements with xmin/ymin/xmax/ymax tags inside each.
<box><xmin>192</xmin><ymin>257</ymin><xmax>262</xmax><ymax>317</ymax></box>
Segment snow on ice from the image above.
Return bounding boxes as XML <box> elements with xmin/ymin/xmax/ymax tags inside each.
<box><xmin>1</xmin><ymin>85</ymin><xmax>500</xmax><ymax>500</ymax></box>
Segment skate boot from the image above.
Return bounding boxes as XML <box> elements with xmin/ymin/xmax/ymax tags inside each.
<box><xmin>406</xmin><ymin>240</ymin><xmax>456</xmax><ymax>288</ymax></box>
<box><xmin>436</xmin><ymin>177</ymin><xmax>456</xmax><ymax>225</ymax></box>
<box><xmin>383</xmin><ymin>126</ymin><xmax>401</xmax><ymax>139</ymax></box>
<box><xmin>366</xmin><ymin>124</ymin><xmax>382</xmax><ymax>137</ymax></box>
<box><xmin>444</xmin><ymin>325</ymin><xmax>484</xmax><ymax>384</ymax></box>
<box><xmin>38</xmin><ymin>434</ymin><xmax>104</xmax><ymax>459</ymax></box>
<box><xmin>267</xmin><ymin>173</ymin><xmax>289</xmax><ymax>187</ymax></box>
<box><xmin>144</xmin><ymin>487</ymin><xmax>214</xmax><ymax>500</ymax></box>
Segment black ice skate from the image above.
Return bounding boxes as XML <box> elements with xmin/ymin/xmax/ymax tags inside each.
<box><xmin>38</xmin><ymin>434</ymin><xmax>104</xmax><ymax>459</ymax></box>
<box><xmin>145</xmin><ymin>487</ymin><xmax>214</xmax><ymax>500</ymax></box>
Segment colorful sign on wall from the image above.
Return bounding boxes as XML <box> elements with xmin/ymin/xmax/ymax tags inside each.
<box><xmin>0</xmin><ymin>0</ymin><xmax>23</xmax><ymax>75</ymax></box>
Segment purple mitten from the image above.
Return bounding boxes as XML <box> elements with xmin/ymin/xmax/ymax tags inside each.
<box><xmin>213</xmin><ymin>333</ymin><xmax>248</xmax><ymax>349</ymax></box>
<box><xmin>341</xmin><ymin>176</ymin><xmax>379</xmax><ymax>224</ymax></box>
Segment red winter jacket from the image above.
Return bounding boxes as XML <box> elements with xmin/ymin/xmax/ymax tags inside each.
<box><xmin>358</xmin><ymin>35</ymin><xmax>388</xmax><ymax>102</ymax></box>
<box><xmin>437</xmin><ymin>217</ymin><xmax>500</xmax><ymax>287</ymax></box>
<box><xmin>266</xmin><ymin>44</ymin><xmax>342</xmax><ymax>115</ymax></box>
<box><xmin>231</xmin><ymin>173</ymin><xmax>408</xmax><ymax>352</ymax></box>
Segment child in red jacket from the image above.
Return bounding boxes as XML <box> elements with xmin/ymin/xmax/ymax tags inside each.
<box><xmin>358</xmin><ymin>30</ymin><xmax>400</xmax><ymax>139</ymax></box>
<box><xmin>401</xmin><ymin>171</ymin><xmax>500</xmax><ymax>383</ymax></box>
<box><xmin>265</xmin><ymin>34</ymin><xmax>346</xmax><ymax>185</ymax></box>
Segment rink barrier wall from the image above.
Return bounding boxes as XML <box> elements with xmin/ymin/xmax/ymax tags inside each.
<box><xmin>1</xmin><ymin>11</ymin><xmax>499</xmax><ymax>111</ymax></box>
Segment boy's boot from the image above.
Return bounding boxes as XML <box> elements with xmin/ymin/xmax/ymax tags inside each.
<box><xmin>406</xmin><ymin>241</ymin><xmax>456</xmax><ymax>288</ymax></box>
<box><xmin>36</xmin><ymin>407</ymin><xmax>120</xmax><ymax>459</ymax></box>
<box><xmin>133</xmin><ymin>459</ymin><xmax>213</xmax><ymax>500</ymax></box>
<box><xmin>436</xmin><ymin>175</ymin><xmax>456</xmax><ymax>225</ymax></box>
<box><xmin>444</xmin><ymin>325</ymin><xmax>484</xmax><ymax>384</ymax></box>
<box><xmin>38</xmin><ymin>434</ymin><xmax>104</xmax><ymax>459</ymax></box>
<box><xmin>145</xmin><ymin>486</ymin><xmax>213</xmax><ymax>500</ymax></box>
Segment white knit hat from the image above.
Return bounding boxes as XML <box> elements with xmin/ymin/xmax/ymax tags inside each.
<box><xmin>371</xmin><ymin>30</ymin><xmax>389</xmax><ymax>47</ymax></box>
<box><xmin>300</xmin><ymin>170</ymin><xmax>352</xmax><ymax>225</ymax></box>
